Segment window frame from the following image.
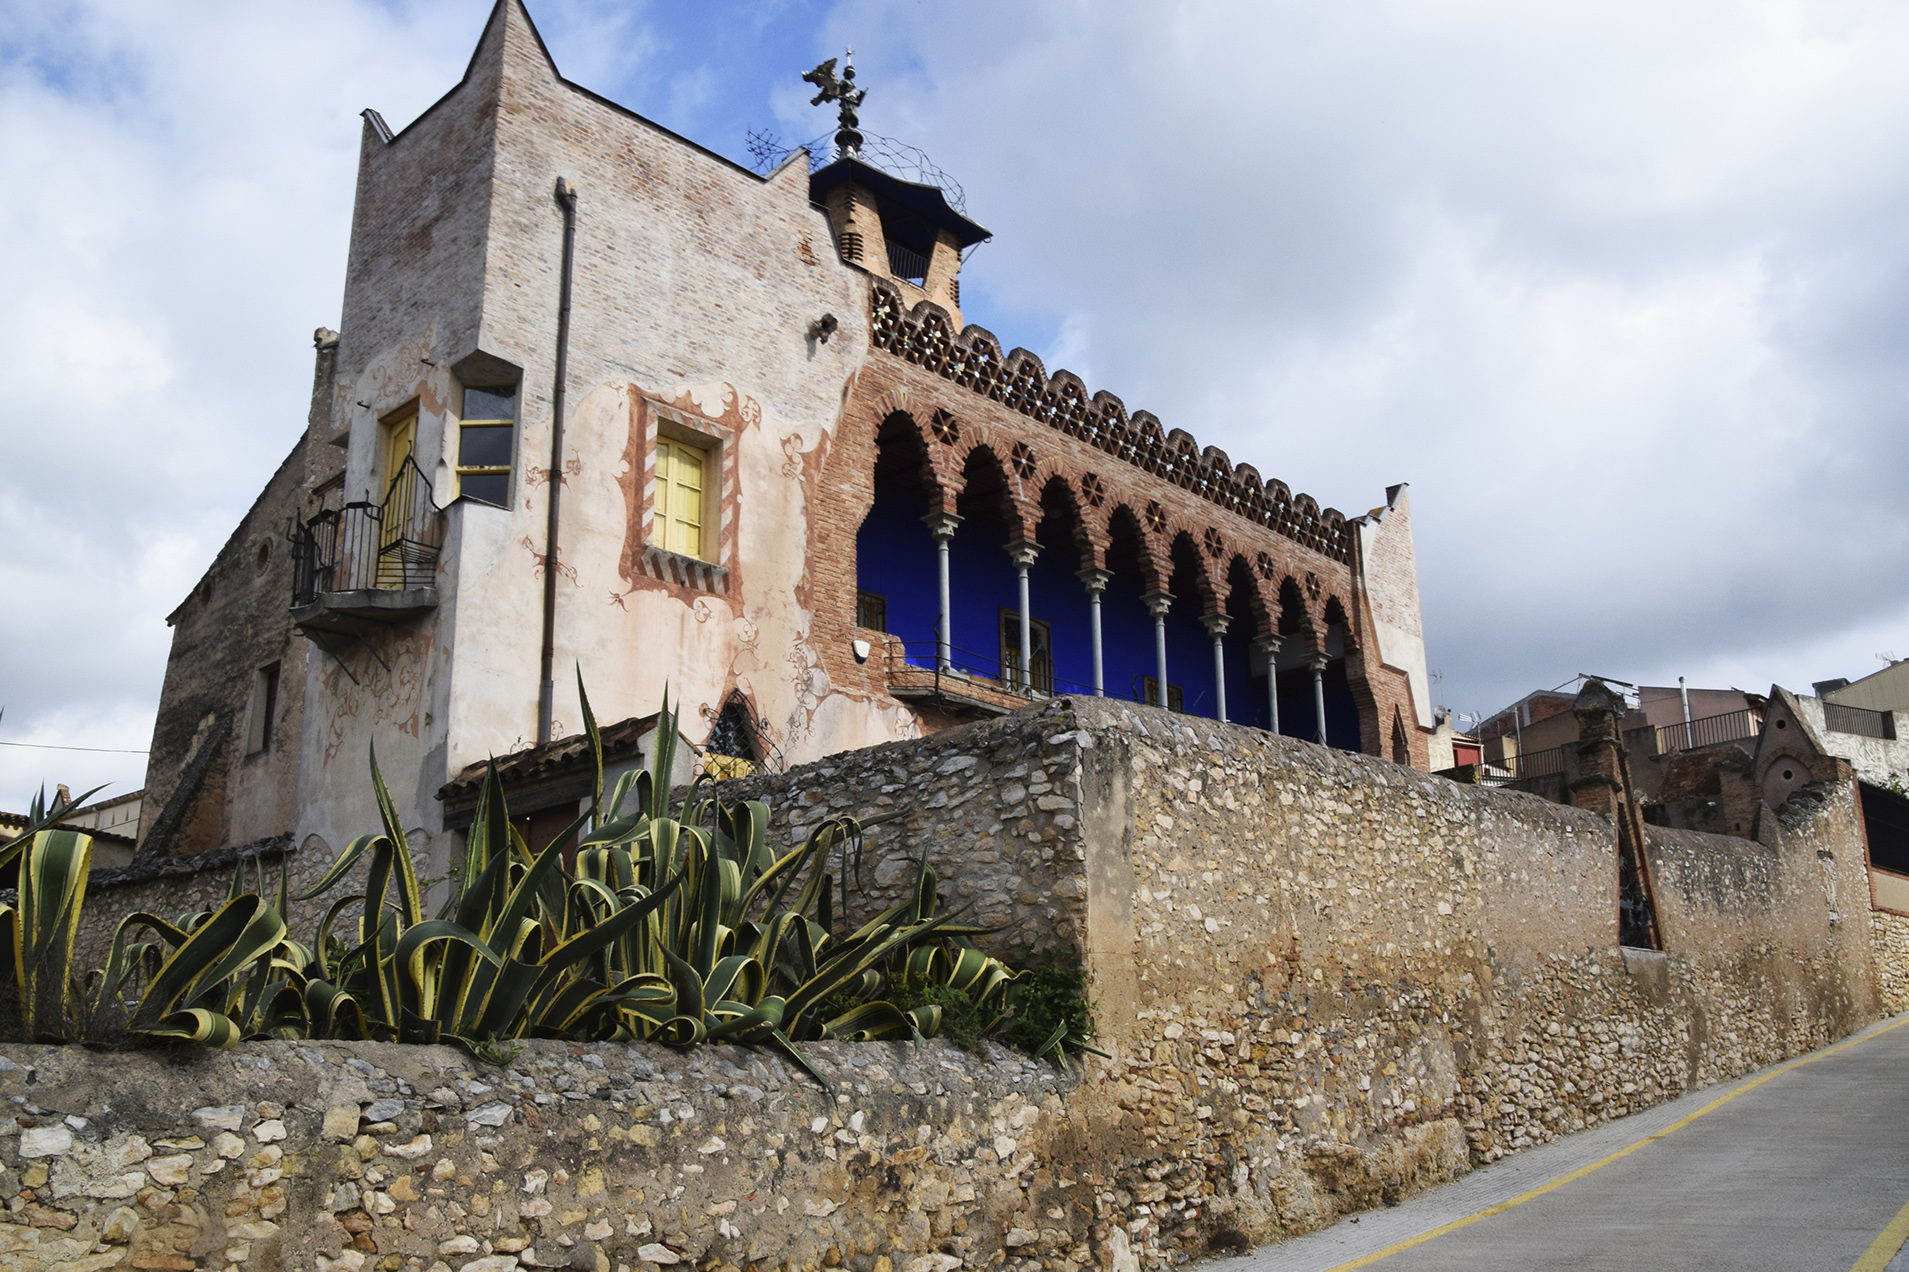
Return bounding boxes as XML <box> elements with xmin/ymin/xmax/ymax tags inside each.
<box><xmin>641</xmin><ymin>399</ymin><xmax>735</xmax><ymax>573</ymax></box>
<box><xmin>456</xmin><ymin>382</ymin><xmax>518</xmax><ymax>507</ymax></box>
<box><xmin>654</xmin><ymin>434</ymin><xmax>713</xmax><ymax>561</ymax></box>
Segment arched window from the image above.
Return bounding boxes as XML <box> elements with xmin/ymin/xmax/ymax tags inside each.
<box><xmin>703</xmin><ymin>697</ymin><xmax>760</xmax><ymax>780</ymax></box>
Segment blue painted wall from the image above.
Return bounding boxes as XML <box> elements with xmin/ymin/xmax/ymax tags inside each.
<box><xmin>855</xmin><ymin>480</ymin><xmax>939</xmax><ymax>665</ymax></box>
<box><xmin>856</xmin><ymin>447</ymin><xmax>1363</xmax><ymax>749</ymax></box>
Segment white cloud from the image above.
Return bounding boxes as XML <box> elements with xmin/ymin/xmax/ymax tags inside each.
<box><xmin>5</xmin><ymin>0</ymin><xmax>1909</xmax><ymax>810</ymax></box>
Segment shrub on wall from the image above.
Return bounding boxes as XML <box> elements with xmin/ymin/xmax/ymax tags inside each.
<box><xmin>1</xmin><ymin>679</ymin><xmax>1098</xmax><ymax>1077</ymax></box>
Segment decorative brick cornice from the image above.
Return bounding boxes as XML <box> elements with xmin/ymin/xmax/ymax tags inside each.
<box><xmin>869</xmin><ymin>280</ymin><xmax>1354</xmax><ymax>564</ymax></box>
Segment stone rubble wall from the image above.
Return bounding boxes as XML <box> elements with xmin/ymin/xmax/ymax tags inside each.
<box><xmin>32</xmin><ymin>695</ymin><xmax>1896</xmax><ymax>1271</ymax></box>
<box><xmin>0</xmin><ymin>1039</ymin><xmax>1089</xmax><ymax>1272</ymax></box>
<box><xmin>1868</xmin><ymin>910</ymin><xmax>1909</xmax><ymax>1015</ymax></box>
<box><xmin>712</xmin><ymin>715</ymin><xmax>1092</xmax><ymax>968</ymax></box>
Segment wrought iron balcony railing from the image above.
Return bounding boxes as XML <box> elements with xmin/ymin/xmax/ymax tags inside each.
<box><xmin>292</xmin><ymin>457</ymin><xmax>444</xmax><ymax>609</ymax></box>
<box><xmin>1656</xmin><ymin>708</ymin><xmax>1762</xmax><ymax>755</ymax></box>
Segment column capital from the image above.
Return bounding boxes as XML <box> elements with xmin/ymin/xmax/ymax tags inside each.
<box><xmin>1076</xmin><ymin>566</ymin><xmax>1113</xmax><ymax>593</ymax></box>
<box><xmin>1252</xmin><ymin>633</ymin><xmax>1283</xmax><ymax>655</ymax></box>
<box><xmin>1308</xmin><ymin>652</ymin><xmax>1329</xmax><ymax>672</ymax></box>
<box><xmin>1005</xmin><ymin>537</ymin><xmax>1042</xmax><ymax>569</ymax></box>
<box><xmin>1142</xmin><ymin>590</ymin><xmax>1174</xmax><ymax>618</ymax></box>
<box><xmin>1202</xmin><ymin>613</ymin><xmax>1231</xmax><ymax>638</ymax></box>
<box><xmin>921</xmin><ymin>511</ymin><xmax>963</xmax><ymax>541</ymax></box>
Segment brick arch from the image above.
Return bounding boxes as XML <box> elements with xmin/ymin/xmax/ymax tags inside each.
<box><xmin>1274</xmin><ymin>574</ymin><xmax>1322</xmax><ymax>652</ymax></box>
<box><xmin>1322</xmin><ymin>594</ymin><xmax>1358</xmax><ymax>652</ymax></box>
<box><xmin>1035</xmin><ymin>472</ymin><xmax>1102</xmax><ymax>572</ymax></box>
<box><xmin>954</xmin><ymin>441</ymin><xmax>1035</xmax><ymax>542</ymax></box>
<box><xmin>869</xmin><ymin>410</ymin><xmax>952</xmax><ymax>520</ymax></box>
<box><xmin>1167</xmin><ymin>530</ymin><xmax>1221</xmax><ymax>614</ymax></box>
<box><xmin>1104</xmin><ymin>502</ymin><xmax>1167</xmax><ymax>594</ymax></box>
<box><xmin>1222</xmin><ymin>553</ymin><xmax>1272</xmax><ymax>636</ymax></box>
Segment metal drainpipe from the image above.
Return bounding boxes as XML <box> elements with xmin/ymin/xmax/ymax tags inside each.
<box><xmin>537</xmin><ymin>177</ymin><xmax>579</xmax><ymax>745</ymax></box>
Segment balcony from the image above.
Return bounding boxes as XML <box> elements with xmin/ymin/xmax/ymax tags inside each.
<box><xmin>291</xmin><ymin>457</ymin><xmax>444</xmax><ymax>661</ymax></box>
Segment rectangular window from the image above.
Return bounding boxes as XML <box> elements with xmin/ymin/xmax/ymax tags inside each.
<box><xmin>856</xmin><ymin>590</ymin><xmax>888</xmax><ymax>632</ymax></box>
<box><xmin>458</xmin><ymin>384</ymin><xmax>516</xmax><ymax>507</ymax></box>
<box><xmin>998</xmin><ymin>609</ymin><xmax>1054</xmax><ymax>695</ymax></box>
<box><xmin>246</xmin><ymin>662</ymin><xmax>281</xmax><ymax>754</ymax></box>
<box><xmin>655</xmin><ymin>437</ymin><xmax>709</xmax><ymax>560</ymax></box>
<box><xmin>1141</xmin><ymin>676</ymin><xmax>1185</xmax><ymax>713</ymax></box>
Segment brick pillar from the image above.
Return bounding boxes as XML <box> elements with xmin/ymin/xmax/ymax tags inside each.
<box><xmin>1570</xmin><ymin>679</ymin><xmax>1663</xmax><ymax>949</ymax></box>
<box><xmin>1570</xmin><ymin>680</ymin><xmax>1627</xmax><ymax>817</ymax></box>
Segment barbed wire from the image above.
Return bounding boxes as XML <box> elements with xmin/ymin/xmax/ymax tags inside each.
<box><xmin>745</xmin><ymin>127</ymin><xmax>969</xmax><ymax>215</ymax></box>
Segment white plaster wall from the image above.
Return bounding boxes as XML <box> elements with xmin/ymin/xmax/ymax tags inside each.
<box><xmin>1794</xmin><ymin>695</ymin><xmax>1909</xmax><ymax>787</ymax></box>
<box><xmin>1358</xmin><ymin>484</ymin><xmax>1433</xmax><ymax>728</ymax></box>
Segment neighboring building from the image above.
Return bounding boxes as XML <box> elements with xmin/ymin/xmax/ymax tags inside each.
<box><xmin>133</xmin><ymin>0</ymin><xmax>1434</xmax><ymax>878</ymax></box>
<box><xmin>1817</xmin><ymin>661</ymin><xmax>1909</xmax><ymax>716</ymax></box>
<box><xmin>1</xmin><ymin>789</ymin><xmax>141</xmax><ymax>870</ymax></box>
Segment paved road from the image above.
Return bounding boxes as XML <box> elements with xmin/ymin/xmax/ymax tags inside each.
<box><xmin>1220</xmin><ymin>1015</ymin><xmax>1909</xmax><ymax>1272</ymax></box>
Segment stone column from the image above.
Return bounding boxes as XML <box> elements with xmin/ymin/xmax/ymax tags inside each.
<box><xmin>922</xmin><ymin>512</ymin><xmax>962</xmax><ymax>671</ymax></box>
<box><xmin>1310</xmin><ymin>653</ymin><xmax>1329</xmax><ymax>745</ymax></box>
<box><xmin>1254</xmin><ymin>634</ymin><xmax>1282</xmax><ymax>735</ymax></box>
<box><xmin>1144</xmin><ymin>592</ymin><xmax>1173</xmax><ymax>709</ymax></box>
<box><xmin>1007</xmin><ymin>539</ymin><xmax>1041</xmax><ymax>692</ymax></box>
<box><xmin>1077</xmin><ymin>567</ymin><xmax>1112</xmax><ymax>696</ymax></box>
<box><xmin>1204</xmin><ymin>614</ymin><xmax>1231</xmax><ymax>723</ymax></box>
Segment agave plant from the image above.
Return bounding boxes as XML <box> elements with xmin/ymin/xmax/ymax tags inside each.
<box><xmin>0</xmin><ymin>783</ymin><xmax>109</xmax><ymax>1040</ymax></box>
<box><xmin>85</xmin><ymin>677</ymin><xmax>1074</xmax><ymax>1080</ymax></box>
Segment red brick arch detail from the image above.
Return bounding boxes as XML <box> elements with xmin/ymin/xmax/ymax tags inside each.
<box><xmin>1167</xmin><ymin>529</ymin><xmax>1222</xmax><ymax>615</ymax></box>
<box><xmin>876</xmin><ymin>409</ymin><xmax>957</xmax><ymax>519</ymax></box>
<box><xmin>1034</xmin><ymin>471</ymin><xmax>1103</xmax><ymax>573</ymax></box>
<box><xmin>1103</xmin><ymin>502</ymin><xmax>1168</xmax><ymax>595</ymax></box>
<box><xmin>952</xmin><ymin>439</ymin><xmax>1037</xmax><ymax>543</ymax></box>
<box><xmin>1221</xmin><ymin>553</ymin><xmax>1274</xmax><ymax>636</ymax></box>
<box><xmin>1272</xmin><ymin>573</ymin><xmax>1325</xmax><ymax>655</ymax></box>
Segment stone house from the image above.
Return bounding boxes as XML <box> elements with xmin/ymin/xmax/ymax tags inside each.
<box><xmin>132</xmin><ymin>0</ymin><xmax>1432</xmax><ymax>871</ymax></box>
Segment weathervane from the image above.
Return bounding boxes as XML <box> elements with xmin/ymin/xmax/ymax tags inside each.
<box><xmin>803</xmin><ymin>49</ymin><xmax>866</xmax><ymax>159</ymax></box>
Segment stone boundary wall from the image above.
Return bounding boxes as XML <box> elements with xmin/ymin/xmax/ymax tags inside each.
<box><xmin>36</xmin><ymin>695</ymin><xmax>1893</xmax><ymax>1270</ymax></box>
<box><xmin>1869</xmin><ymin>911</ymin><xmax>1909</xmax><ymax>1014</ymax></box>
<box><xmin>71</xmin><ymin>836</ymin><xmax>380</xmax><ymax>979</ymax></box>
<box><xmin>0</xmin><ymin>1038</ymin><xmax>1093</xmax><ymax>1272</ymax></box>
<box><xmin>712</xmin><ymin>714</ymin><xmax>1093</xmax><ymax>968</ymax></box>
<box><xmin>727</xmin><ymin>696</ymin><xmax>1883</xmax><ymax>1256</ymax></box>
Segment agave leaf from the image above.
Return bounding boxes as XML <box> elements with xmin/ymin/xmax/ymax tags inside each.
<box><xmin>819</xmin><ymin>1000</ymin><xmax>915</xmax><ymax>1042</ymax></box>
<box><xmin>13</xmin><ymin>829</ymin><xmax>94</xmax><ymax>1036</ymax></box>
<box><xmin>143</xmin><ymin>1007</ymin><xmax>243</xmax><ymax>1048</ymax></box>
<box><xmin>129</xmin><ymin>895</ymin><xmax>286</xmax><ymax>1034</ymax></box>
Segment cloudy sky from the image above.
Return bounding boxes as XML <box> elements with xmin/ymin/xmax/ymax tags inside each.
<box><xmin>4</xmin><ymin>0</ymin><xmax>1908</xmax><ymax>805</ymax></box>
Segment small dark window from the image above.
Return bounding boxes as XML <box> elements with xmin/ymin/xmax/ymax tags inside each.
<box><xmin>1783</xmin><ymin>769</ymin><xmax>1794</xmax><ymax>781</ymax></box>
<box><xmin>856</xmin><ymin>590</ymin><xmax>887</xmax><ymax>632</ymax></box>
<box><xmin>1776</xmin><ymin>719</ymin><xmax>1788</xmax><ymax>729</ymax></box>
<box><xmin>1141</xmin><ymin>676</ymin><xmax>1186</xmax><ymax>713</ymax></box>
<box><xmin>248</xmin><ymin>661</ymin><xmax>281</xmax><ymax>754</ymax></box>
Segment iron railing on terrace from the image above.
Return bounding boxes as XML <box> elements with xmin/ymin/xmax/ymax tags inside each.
<box><xmin>292</xmin><ymin>457</ymin><xmax>444</xmax><ymax>607</ymax></box>
<box><xmin>886</xmin><ymin>242</ymin><xmax>931</xmax><ymax>286</ymax></box>
<box><xmin>1657</xmin><ymin>708</ymin><xmax>1762</xmax><ymax>755</ymax></box>
<box><xmin>883</xmin><ymin>636</ymin><xmax>1099</xmax><ymax>703</ymax></box>
<box><xmin>1825</xmin><ymin>701</ymin><xmax>1897</xmax><ymax>740</ymax></box>
<box><xmin>1481</xmin><ymin>742</ymin><xmax>1568</xmax><ymax>787</ymax></box>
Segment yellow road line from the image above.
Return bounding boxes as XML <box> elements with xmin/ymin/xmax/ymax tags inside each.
<box><xmin>1850</xmin><ymin>1196</ymin><xmax>1909</xmax><ymax>1272</ymax></box>
<box><xmin>1323</xmin><ymin>1014</ymin><xmax>1909</xmax><ymax>1272</ymax></box>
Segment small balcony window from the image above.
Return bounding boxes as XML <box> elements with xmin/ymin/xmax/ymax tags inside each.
<box><xmin>458</xmin><ymin>384</ymin><xmax>516</xmax><ymax>506</ymax></box>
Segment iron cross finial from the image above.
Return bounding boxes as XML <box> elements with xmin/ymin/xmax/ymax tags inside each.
<box><xmin>802</xmin><ymin>49</ymin><xmax>866</xmax><ymax>159</ymax></box>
